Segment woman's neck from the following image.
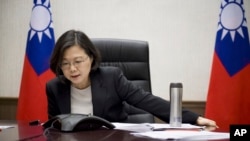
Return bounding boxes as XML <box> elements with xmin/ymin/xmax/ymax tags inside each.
<box><xmin>72</xmin><ymin>79</ymin><xmax>91</xmax><ymax>89</ymax></box>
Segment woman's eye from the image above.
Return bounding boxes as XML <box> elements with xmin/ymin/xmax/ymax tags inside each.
<box><xmin>75</xmin><ymin>60</ymin><xmax>83</xmax><ymax>64</ymax></box>
<box><xmin>62</xmin><ymin>62</ymin><xmax>69</xmax><ymax>66</ymax></box>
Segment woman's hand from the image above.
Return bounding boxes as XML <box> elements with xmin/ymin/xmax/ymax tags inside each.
<box><xmin>196</xmin><ymin>116</ymin><xmax>219</xmax><ymax>131</ymax></box>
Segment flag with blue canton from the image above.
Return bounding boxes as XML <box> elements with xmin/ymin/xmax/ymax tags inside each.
<box><xmin>205</xmin><ymin>0</ymin><xmax>250</xmax><ymax>132</ymax></box>
<box><xmin>17</xmin><ymin>0</ymin><xmax>55</xmax><ymax>122</ymax></box>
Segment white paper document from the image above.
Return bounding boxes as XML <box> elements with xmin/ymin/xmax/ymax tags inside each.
<box><xmin>0</xmin><ymin>125</ymin><xmax>15</xmax><ymax>130</ymax></box>
<box><xmin>113</xmin><ymin>123</ymin><xmax>204</xmax><ymax>132</ymax></box>
<box><xmin>112</xmin><ymin>122</ymin><xmax>153</xmax><ymax>132</ymax></box>
<box><xmin>131</xmin><ymin>130</ymin><xmax>229</xmax><ymax>140</ymax></box>
<box><xmin>147</xmin><ymin>123</ymin><xmax>204</xmax><ymax>131</ymax></box>
<box><xmin>113</xmin><ymin>123</ymin><xmax>229</xmax><ymax>140</ymax></box>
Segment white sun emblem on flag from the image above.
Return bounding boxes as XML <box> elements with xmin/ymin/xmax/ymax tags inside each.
<box><xmin>29</xmin><ymin>0</ymin><xmax>53</xmax><ymax>42</ymax></box>
<box><xmin>218</xmin><ymin>0</ymin><xmax>247</xmax><ymax>42</ymax></box>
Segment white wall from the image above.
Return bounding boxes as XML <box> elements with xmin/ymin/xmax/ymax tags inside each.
<box><xmin>0</xmin><ymin>0</ymin><xmax>250</xmax><ymax>101</ymax></box>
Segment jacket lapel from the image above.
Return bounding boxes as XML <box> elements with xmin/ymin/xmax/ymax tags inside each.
<box><xmin>59</xmin><ymin>80</ymin><xmax>71</xmax><ymax>114</ymax></box>
<box><xmin>91</xmin><ymin>71</ymin><xmax>107</xmax><ymax>117</ymax></box>
<box><xmin>58</xmin><ymin>72</ymin><xmax>107</xmax><ymax>116</ymax></box>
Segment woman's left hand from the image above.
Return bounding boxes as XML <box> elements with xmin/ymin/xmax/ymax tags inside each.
<box><xmin>196</xmin><ymin>116</ymin><xmax>219</xmax><ymax>131</ymax></box>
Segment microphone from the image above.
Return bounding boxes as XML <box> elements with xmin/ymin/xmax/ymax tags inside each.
<box><xmin>169</xmin><ymin>82</ymin><xmax>183</xmax><ymax>127</ymax></box>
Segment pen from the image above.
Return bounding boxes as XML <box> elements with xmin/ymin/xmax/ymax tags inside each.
<box><xmin>152</xmin><ymin>128</ymin><xmax>203</xmax><ymax>131</ymax></box>
<box><xmin>29</xmin><ymin>120</ymin><xmax>41</xmax><ymax>126</ymax></box>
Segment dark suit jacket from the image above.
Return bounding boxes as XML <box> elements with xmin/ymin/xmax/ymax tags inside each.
<box><xmin>46</xmin><ymin>67</ymin><xmax>199</xmax><ymax>124</ymax></box>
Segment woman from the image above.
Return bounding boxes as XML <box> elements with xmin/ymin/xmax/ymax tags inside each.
<box><xmin>46</xmin><ymin>29</ymin><xmax>218</xmax><ymax>130</ymax></box>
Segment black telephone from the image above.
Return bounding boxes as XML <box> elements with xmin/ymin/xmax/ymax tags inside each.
<box><xmin>42</xmin><ymin>114</ymin><xmax>115</xmax><ymax>132</ymax></box>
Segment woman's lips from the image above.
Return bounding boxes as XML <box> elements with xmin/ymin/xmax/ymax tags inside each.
<box><xmin>71</xmin><ymin>74</ymin><xmax>80</xmax><ymax>78</ymax></box>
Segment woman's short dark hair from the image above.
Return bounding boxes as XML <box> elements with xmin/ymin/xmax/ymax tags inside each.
<box><xmin>50</xmin><ymin>29</ymin><xmax>101</xmax><ymax>76</ymax></box>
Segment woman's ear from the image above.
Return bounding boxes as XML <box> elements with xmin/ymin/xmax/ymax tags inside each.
<box><xmin>89</xmin><ymin>56</ymin><xmax>94</xmax><ymax>63</ymax></box>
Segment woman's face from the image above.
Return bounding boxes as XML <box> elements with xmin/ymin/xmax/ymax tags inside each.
<box><xmin>61</xmin><ymin>45</ymin><xmax>93</xmax><ymax>89</ymax></box>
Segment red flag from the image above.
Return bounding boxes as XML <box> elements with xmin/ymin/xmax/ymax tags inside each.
<box><xmin>205</xmin><ymin>0</ymin><xmax>250</xmax><ymax>132</ymax></box>
<box><xmin>16</xmin><ymin>0</ymin><xmax>55</xmax><ymax>122</ymax></box>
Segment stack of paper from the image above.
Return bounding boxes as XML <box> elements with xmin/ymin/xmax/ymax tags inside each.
<box><xmin>131</xmin><ymin>130</ymin><xmax>229</xmax><ymax>140</ymax></box>
<box><xmin>112</xmin><ymin>123</ymin><xmax>230</xmax><ymax>140</ymax></box>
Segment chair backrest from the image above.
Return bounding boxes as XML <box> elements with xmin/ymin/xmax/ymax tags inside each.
<box><xmin>91</xmin><ymin>38</ymin><xmax>155</xmax><ymax>123</ymax></box>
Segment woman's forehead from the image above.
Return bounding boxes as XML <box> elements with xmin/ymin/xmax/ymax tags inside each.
<box><xmin>63</xmin><ymin>45</ymin><xmax>87</xmax><ymax>57</ymax></box>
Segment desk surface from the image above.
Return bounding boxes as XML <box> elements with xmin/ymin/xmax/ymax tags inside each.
<box><xmin>0</xmin><ymin>120</ymin><xmax>229</xmax><ymax>141</ymax></box>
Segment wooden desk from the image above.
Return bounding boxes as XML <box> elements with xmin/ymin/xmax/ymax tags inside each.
<box><xmin>0</xmin><ymin>120</ymin><xmax>229</xmax><ymax>141</ymax></box>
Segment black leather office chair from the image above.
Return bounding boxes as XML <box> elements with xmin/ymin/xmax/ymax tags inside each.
<box><xmin>91</xmin><ymin>38</ymin><xmax>155</xmax><ymax>123</ymax></box>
